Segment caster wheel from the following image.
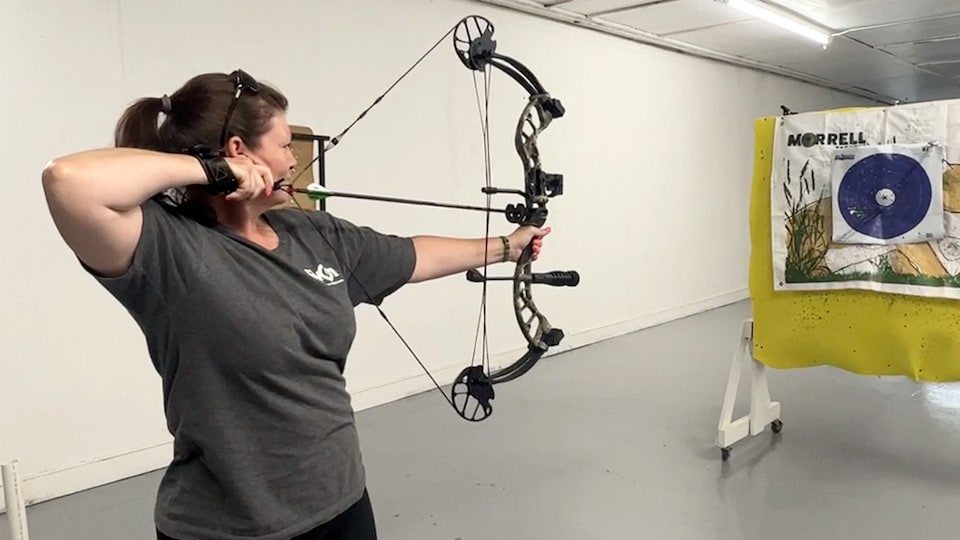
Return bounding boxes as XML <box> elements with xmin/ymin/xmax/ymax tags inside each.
<box><xmin>771</xmin><ymin>420</ymin><xmax>783</xmax><ymax>433</ymax></box>
<box><xmin>721</xmin><ymin>447</ymin><xmax>731</xmax><ymax>461</ymax></box>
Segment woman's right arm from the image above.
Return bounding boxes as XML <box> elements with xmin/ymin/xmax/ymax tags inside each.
<box><xmin>42</xmin><ymin>148</ymin><xmax>275</xmax><ymax>276</ymax></box>
<box><xmin>41</xmin><ymin>148</ymin><xmax>208</xmax><ymax>277</ymax></box>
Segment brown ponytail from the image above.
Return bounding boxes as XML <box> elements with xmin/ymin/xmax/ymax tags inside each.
<box><xmin>114</xmin><ymin>96</ymin><xmax>168</xmax><ymax>150</ymax></box>
<box><xmin>113</xmin><ymin>71</ymin><xmax>288</xmax><ymax>154</ymax></box>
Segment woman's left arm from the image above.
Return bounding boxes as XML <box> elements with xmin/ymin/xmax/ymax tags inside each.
<box><xmin>408</xmin><ymin>226</ymin><xmax>550</xmax><ymax>283</ymax></box>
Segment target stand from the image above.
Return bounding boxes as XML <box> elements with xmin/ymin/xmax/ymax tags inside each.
<box><xmin>716</xmin><ymin>319</ymin><xmax>782</xmax><ymax>461</ymax></box>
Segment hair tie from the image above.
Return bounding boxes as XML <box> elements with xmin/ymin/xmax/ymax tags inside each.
<box><xmin>160</xmin><ymin>94</ymin><xmax>172</xmax><ymax>114</ymax></box>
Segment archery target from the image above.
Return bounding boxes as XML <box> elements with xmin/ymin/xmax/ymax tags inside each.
<box><xmin>831</xmin><ymin>143</ymin><xmax>945</xmax><ymax>245</ymax></box>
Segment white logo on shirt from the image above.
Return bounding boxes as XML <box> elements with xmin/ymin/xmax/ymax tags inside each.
<box><xmin>304</xmin><ymin>263</ymin><xmax>344</xmax><ymax>286</ymax></box>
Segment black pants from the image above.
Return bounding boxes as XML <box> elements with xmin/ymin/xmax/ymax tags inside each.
<box><xmin>156</xmin><ymin>488</ymin><xmax>377</xmax><ymax>540</ymax></box>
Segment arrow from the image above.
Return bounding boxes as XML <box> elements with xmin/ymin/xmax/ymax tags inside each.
<box><xmin>279</xmin><ymin>183</ymin><xmax>509</xmax><ymax>215</ymax></box>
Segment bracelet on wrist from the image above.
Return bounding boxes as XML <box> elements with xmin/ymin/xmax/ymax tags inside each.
<box><xmin>499</xmin><ymin>235</ymin><xmax>510</xmax><ymax>263</ymax></box>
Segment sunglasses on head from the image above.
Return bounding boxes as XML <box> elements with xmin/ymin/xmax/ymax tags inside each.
<box><xmin>218</xmin><ymin>69</ymin><xmax>260</xmax><ymax>149</ymax></box>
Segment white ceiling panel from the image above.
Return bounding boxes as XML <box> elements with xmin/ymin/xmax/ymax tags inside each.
<box><xmin>475</xmin><ymin>0</ymin><xmax>960</xmax><ymax>103</ymax></box>
<box><xmin>601</xmin><ymin>0</ymin><xmax>751</xmax><ymax>35</ymax></box>
<box><xmin>881</xmin><ymin>36</ymin><xmax>960</xmax><ymax>65</ymax></box>
<box><xmin>768</xmin><ymin>0</ymin><xmax>960</xmax><ymax>30</ymax></box>
<box><xmin>672</xmin><ymin>18</ymin><xmax>921</xmax><ymax>83</ymax></box>
<box><xmin>669</xmin><ymin>18</ymin><xmax>835</xmax><ymax>60</ymax></box>
<box><xmin>846</xmin><ymin>14</ymin><xmax>960</xmax><ymax>47</ymax></box>
<box><xmin>540</xmin><ymin>0</ymin><xmax>662</xmax><ymax>15</ymax></box>
<box><xmin>921</xmin><ymin>61</ymin><xmax>960</xmax><ymax>80</ymax></box>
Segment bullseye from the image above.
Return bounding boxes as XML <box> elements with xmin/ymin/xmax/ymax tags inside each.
<box><xmin>875</xmin><ymin>187</ymin><xmax>895</xmax><ymax>207</ymax></box>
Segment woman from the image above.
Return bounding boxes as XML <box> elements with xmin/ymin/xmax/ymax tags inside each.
<box><xmin>41</xmin><ymin>70</ymin><xmax>547</xmax><ymax>540</ymax></box>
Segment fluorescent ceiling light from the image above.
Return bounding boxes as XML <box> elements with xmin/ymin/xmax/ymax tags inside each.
<box><xmin>726</xmin><ymin>0</ymin><xmax>832</xmax><ymax>45</ymax></box>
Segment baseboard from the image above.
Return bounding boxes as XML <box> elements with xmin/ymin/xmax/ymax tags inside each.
<box><xmin>0</xmin><ymin>441</ymin><xmax>172</xmax><ymax>514</ymax></box>
<box><xmin>2</xmin><ymin>289</ymin><xmax>747</xmax><ymax>513</ymax></box>
<box><xmin>349</xmin><ymin>289</ymin><xmax>749</xmax><ymax>411</ymax></box>
<box><xmin>556</xmin><ymin>288</ymin><xmax>749</xmax><ymax>353</ymax></box>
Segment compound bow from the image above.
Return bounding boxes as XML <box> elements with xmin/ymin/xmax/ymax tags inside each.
<box><xmin>285</xmin><ymin>15</ymin><xmax>579</xmax><ymax>422</ymax></box>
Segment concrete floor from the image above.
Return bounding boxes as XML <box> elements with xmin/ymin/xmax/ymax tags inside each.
<box><xmin>4</xmin><ymin>300</ymin><xmax>960</xmax><ymax>539</ymax></box>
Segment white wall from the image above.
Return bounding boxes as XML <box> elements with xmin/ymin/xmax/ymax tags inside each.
<box><xmin>0</xmin><ymin>0</ymin><xmax>871</xmax><ymax>509</ymax></box>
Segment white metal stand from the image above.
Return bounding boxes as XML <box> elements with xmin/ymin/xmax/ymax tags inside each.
<box><xmin>716</xmin><ymin>319</ymin><xmax>782</xmax><ymax>461</ymax></box>
<box><xmin>1</xmin><ymin>460</ymin><xmax>30</xmax><ymax>540</ymax></box>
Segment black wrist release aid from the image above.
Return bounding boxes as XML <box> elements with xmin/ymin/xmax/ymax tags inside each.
<box><xmin>183</xmin><ymin>145</ymin><xmax>239</xmax><ymax>195</ymax></box>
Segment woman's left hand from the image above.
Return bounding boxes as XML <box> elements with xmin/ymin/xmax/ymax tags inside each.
<box><xmin>507</xmin><ymin>226</ymin><xmax>552</xmax><ymax>262</ymax></box>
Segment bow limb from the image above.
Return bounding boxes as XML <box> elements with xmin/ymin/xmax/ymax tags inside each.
<box><xmin>487</xmin><ymin>248</ymin><xmax>557</xmax><ymax>384</ymax></box>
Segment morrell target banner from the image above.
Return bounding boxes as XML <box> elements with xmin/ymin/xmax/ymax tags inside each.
<box><xmin>771</xmin><ymin>99</ymin><xmax>960</xmax><ymax>298</ymax></box>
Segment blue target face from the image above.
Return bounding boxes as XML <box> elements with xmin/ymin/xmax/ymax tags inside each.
<box><xmin>836</xmin><ymin>153</ymin><xmax>932</xmax><ymax>239</ymax></box>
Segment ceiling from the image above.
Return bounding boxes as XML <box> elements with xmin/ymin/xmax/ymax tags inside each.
<box><xmin>474</xmin><ymin>0</ymin><xmax>960</xmax><ymax>105</ymax></box>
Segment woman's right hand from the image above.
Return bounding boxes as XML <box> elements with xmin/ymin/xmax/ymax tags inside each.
<box><xmin>224</xmin><ymin>156</ymin><xmax>275</xmax><ymax>201</ymax></box>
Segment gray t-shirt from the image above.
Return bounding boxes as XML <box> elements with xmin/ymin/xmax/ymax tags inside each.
<box><xmin>82</xmin><ymin>198</ymin><xmax>416</xmax><ymax>539</ymax></box>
